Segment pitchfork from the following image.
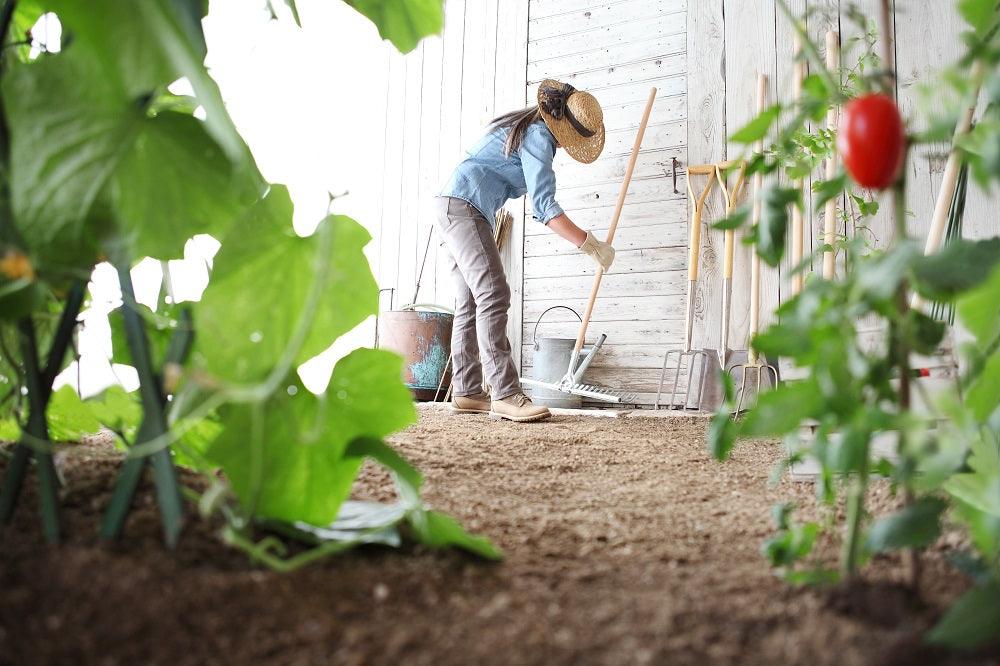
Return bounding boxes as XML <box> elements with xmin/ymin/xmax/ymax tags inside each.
<box><xmin>655</xmin><ymin>169</ymin><xmax>716</xmax><ymax>410</ymax></box>
<box><xmin>729</xmin><ymin>74</ymin><xmax>778</xmax><ymax>414</ymax></box>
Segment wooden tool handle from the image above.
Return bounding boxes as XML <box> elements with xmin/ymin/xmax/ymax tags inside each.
<box><xmin>687</xmin><ymin>177</ymin><xmax>715</xmax><ymax>281</ymax></box>
<box><xmin>750</xmin><ymin>73</ymin><xmax>768</xmax><ymax>363</ymax></box>
<box><xmin>570</xmin><ymin>87</ymin><xmax>657</xmax><ymax>369</ymax></box>
<box><xmin>822</xmin><ymin>31</ymin><xmax>840</xmax><ymax>280</ymax></box>
<box><xmin>716</xmin><ymin>164</ymin><xmax>746</xmax><ymax>281</ymax></box>
<box><xmin>791</xmin><ymin>36</ymin><xmax>807</xmax><ymax>295</ymax></box>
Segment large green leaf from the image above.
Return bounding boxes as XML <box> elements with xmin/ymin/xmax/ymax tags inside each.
<box><xmin>958</xmin><ymin>263</ymin><xmax>1000</xmax><ymax>348</ymax></box>
<box><xmin>730</xmin><ymin>104</ymin><xmax>781</xmax><ymax>144</ymax></box>
<box><xmin>967</xmin><ymin>349</ymin><xmax>1000</xmax><ymax>421</ymax></box>
<box><xmin>928</xmin><ymin>582</ymin><xmax>1000</xmax><ymax>649</ymax></box>
<box><xmin>46</xmin><ymin>385</ymin><xmax>103</xmax><ymax>441</ymax></box>
<box><xmin>866</xmin><ymin>497</ymin><xmax>947</xmax><ymax>552</ymax></box>
<box><xmin>740</xmin><ymin>378</ymin><xmax>823</xmax><ymax>437</ymax></box>
<box><xmin>42</xmin><ymin>0</ymin><xmax>245</xmax><ymax>161</ymax></box>
<box><xmin>757</xmin><ymin>185</ymin><xmax>799</xmax><ymax>267</ymax></box>
<box><xmin>3</xmin><ymin>46</ymin><xmax>252</xmax><ymax>268</ymax></box>
<box><xmin>206</xmin><ymin>349</ymin><xmax>415</xmax><ymax>524</ymax></box>
<box><xmin>193</xmin><ymin>187</ymin><xmax>378</xmax><ymax>384</ymax></box>
<box><xmin>912</xmin><ymin>238</ymin><xmax>1000</xmax><ymax>302</ymax></box>
<box><xmin>343</xmin><ymin>0</ymin><xmax>443</xmax><ymax>54</ymax></box>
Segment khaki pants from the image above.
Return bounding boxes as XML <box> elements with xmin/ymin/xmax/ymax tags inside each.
<box><xmin>434</xmin><ymin>197</ymin><xmax>520</xmax><ymax>400</ymax></box>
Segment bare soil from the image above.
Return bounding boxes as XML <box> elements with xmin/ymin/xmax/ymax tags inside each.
<box><xmin>0</xmin><ymin>407</ymin><xmax>995</xmax><ymax>665</ymax></box>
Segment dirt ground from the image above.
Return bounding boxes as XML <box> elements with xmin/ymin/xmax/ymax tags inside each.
<box><xmin>1</xmin><ymin>406</ymin><xmax>995</xmax><ymax>665</ymax></box>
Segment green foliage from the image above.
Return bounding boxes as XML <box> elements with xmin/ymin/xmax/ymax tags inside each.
<box><xmin>929</xmin><ymin>582</ymin><xmax>1000</xmax><ymax>649</ymax></box>
<box><xmin>191</xmin><ymin>187</ymin><xmax>376</xmax><ymax>384</ymax></box>
<box><xmin>714</xmin><ymin>4</ymin><xmax>1000</xmax><ymax>647</ymax></box>
<box><xmin>343</xmin><ymin>0</ymin><xmax>444</xmax><ymax>54</ymax></box>
<box><xmin>866</xmin><ymin>497</ymin><xmax>947</xmax><ymax>552</ymax></box>
<box><xmin>0</xmin><ymin>0</ymin><xmax>489</xmax><ymax>563</ymax></box>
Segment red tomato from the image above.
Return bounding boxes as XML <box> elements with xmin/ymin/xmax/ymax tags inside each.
<box><xmin>837</xmin><ymin>94</ymin><xmax>906</xmax><ymax>190</ymax></box>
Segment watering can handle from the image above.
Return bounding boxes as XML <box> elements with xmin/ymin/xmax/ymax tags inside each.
<box><xmin>532</xmin><ymin>306</ymin><xmax>582</xmax><ymax>346</ymax></box>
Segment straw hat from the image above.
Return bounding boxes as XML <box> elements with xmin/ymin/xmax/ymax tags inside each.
<box><xmin>536</xmin><ymin>79</ymin><xmax>605</xmax><ymax>164</ymax></box>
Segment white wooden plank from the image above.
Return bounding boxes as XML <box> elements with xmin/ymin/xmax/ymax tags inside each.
<box><xmin>523</xmin><ymin>292</ymin><xmax>686</xmax><ymax>322</ymax></box>
<box><xmin>498</xmin><ymin>0</ymin><xmax>531</xmax><ymax>373</ymax></box>
<box><xmin>529</xmin><ymin>10</ymin><xmax>686</xmax><ymax>62</ymax></box>
<box><xmin>524</xmin><ymin>270</ymin><xmax>687</xmax><ymax>299</ymax></box>
<box><xmin>527</xmin><ymin>74</ymin><xmax>686</xmax><ymax>106</ymax></box>
<box><xmin>433</xmin><ymin>0</ymin><xmax>468</xmax><ymax>312</ymax></box>
<box><xmin>527</xmin><ymin>31</ymin><xmax>686</xmax><ymax>82</ymax></box>
<box><xmin>525</xmin><ymin>220</ymin><xmax>688</xmax><ymax>256</ymax></box>
<box><xmin>377</xmin><ymin>51</ymin><xmax>407</xmax><ymax>304</ymax></box>
<box><xmin>522</xmin><ymin>318</ymin><xmax>683</xmax><ymax>345</ymax></box>
<box><xmin>525</xmin><ymin>198</ymin><xmax>688</xmax><ymax>234</ymax></box>
<box><xmin>530</xmin><ymin>52</ymin><xmax>686</xmax><ymax>89</ymax></box>
<box><xmin>553</xmin><ymin>176</ymin><xmax>685</xmax><ymax>214</ymax></box>
<box><xmin>600</xmin><ymin>93</ymin><xmax>686</xmax><ymax>132</ymax></box>
<box><xmin>529</xmin><ymin>0</ymin><xmax>686</xmax><ymax>41</ymax></box>
<box><xmin>554</xmin><ymin>146</ymin><xmax>685</xmax><ymax>189</ymax></box>
<box><xmin>686</xmin><ymin>0</ymin><xmax>724</xmax><ymax>354</ymax></box>
<box><xmin>417</xmin><ymin>35</ymin><xmax>444</xmax><ymax>304</ymax></box>
<box><xmin>396</xmin><ymin>47</ymin><xmax>425</xmax><ymax>306</ymax></box>
<box><xmin>460</xmin><ymin>0</ymin><xmax>487</xmax><ymax>151</ymax></box>
<box><xmin>530</xmin><ymin>0</ymin><xmax>641</xmax><ymax>21</ymax></box>
<box><xmin>524</xmin><ymin>245</ymin><xmax>686</xmax><ymax>278</ymax></box>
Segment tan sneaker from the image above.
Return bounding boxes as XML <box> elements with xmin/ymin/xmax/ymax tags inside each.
<box><xmin>450</xmin><ymin>392</ymin><xmax>491</xmax><ymax>414</ymax></box>
<box><xmin>490</xmin><ymin>393</ymin><xmax>551</xmax><ymax>423</ymax></box>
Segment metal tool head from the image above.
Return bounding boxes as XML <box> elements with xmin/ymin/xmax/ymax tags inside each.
<box><xmin>521</xmin><ymin>377</ymin><xmax>636</xmax><ymax>404</ymax></box>
<box><xmin>655</xmin><ymin>348</ymin><xmax>710</xmax><ymax>410</ymax></box>
<box><xmin>728</xmin><ymin>360</ymin><xmax>779</xmax><ymax>416</ymax></box>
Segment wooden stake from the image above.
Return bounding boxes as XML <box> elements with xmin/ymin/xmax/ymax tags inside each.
<box><xmin>911</xmin><ymin>60</ymin><xmax>985</xmax><ymax>311</ymax></box>
<box><xmin>822</xmin><ymin>30</ymin><xmax>841</xmax><ymax>280</ymax></box>
<box><xmin>750</xmin><ymin>73</ymin><xmax>768</xmax><ymax>364</ymax></box>
<box><xmin>568</xmin><ymin>87</ymin><xmax>657</xmax><ymax>376</ymax></box>
<box><xmin>791</xmin><ymin>37</ymin><xmax>807</xmax><ymax>295</ymax></box>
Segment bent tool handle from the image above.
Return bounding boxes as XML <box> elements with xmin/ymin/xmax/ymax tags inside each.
<box><xmin>568</xmin><ymin>86</ymin><xmax>658</xmax><ymax>378</ymax></box>
<box><xmin>715</xmin><ymin>164</ymin><xmax>746</xmax><ymax>281</ymax></box>
<box><xmin>684</xmin><ymin>175</ymin><xmax>715</xmax><ymax>351</ymax></box>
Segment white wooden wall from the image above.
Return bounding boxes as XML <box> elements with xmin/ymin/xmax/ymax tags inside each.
<box><xmin>374</xmin><ymin>0</ymin><xmax>997</xmax><ymax>407</ymax></box>
<box><xmin>521</xmin><ymin>0</ymin><xmax>689</xmax><ymax>405</ymax></box>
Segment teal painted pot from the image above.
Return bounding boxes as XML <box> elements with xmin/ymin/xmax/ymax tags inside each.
<box><xmin>377</xmin><ymin>310</ymin><xmax>453</xmax><ymax>401</ymax></box>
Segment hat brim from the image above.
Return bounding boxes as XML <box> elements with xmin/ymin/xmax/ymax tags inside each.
<box><xmin>537</xmin><ymin>80</ymin><xmax>606</xmax><ymax>164</ymax></box>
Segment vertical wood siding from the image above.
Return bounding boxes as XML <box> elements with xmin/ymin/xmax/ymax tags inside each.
<box><xmin>374</xmin><ymin>0</ymin><xmax>996</xmax><ymax>407</ymax></box>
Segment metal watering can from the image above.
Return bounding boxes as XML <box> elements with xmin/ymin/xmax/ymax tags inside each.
<box><xmin>530</xmin><ymin>306</ymin><xmax>607</xmax><ymax>408</ymax></box>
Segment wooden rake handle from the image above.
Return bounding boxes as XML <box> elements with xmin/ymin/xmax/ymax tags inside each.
<box><xmin>569</xmin><ymin>87</ymin><xmax>658</xmax><ymax>374</ymax></box>
<box><xmin>750</xmin><ymin>73</ymin><xmax>768</xmax><ymax>364</ymax></box>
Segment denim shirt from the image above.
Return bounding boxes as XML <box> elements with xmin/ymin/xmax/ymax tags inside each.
<box><xmin>440</xmin><ymin>121</ymin><xmax>564</xmax><ymax>228</ymax></box>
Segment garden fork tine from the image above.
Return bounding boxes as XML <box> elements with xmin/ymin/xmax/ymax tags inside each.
<box><xmin>655</xmin><ymin>171</ymin><xmax>715</xmax><ymax>410</ymax></box>
<box><xmin>730</xmin><ymin>74</ymin><xmax>778</xmax><ymax>415</ymax></box>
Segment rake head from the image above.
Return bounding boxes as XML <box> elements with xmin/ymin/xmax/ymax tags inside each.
<box><xmin>521</xmin><ymin>378</ymin><xmax>637</xmax><ymax>404</ymax></box>
<box><xmin>728</xmin><ymin>361</ymin><xmax>779</xmax><ymax>415</ymax></box>
<box><xmin>656</xmin><ymin>348</ymin><xmax>709</xmax><ymax>410</ymax></box>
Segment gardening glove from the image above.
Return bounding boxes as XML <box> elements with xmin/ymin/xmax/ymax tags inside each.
<box><xmin>579</xmin><ymin>231</ymin><xmax>615</xmax><ymax>271</ymax></box>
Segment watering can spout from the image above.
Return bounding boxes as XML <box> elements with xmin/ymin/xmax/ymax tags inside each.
<box><xmin>571</xmin><ymin>333</ymin><xmax>607</xmax><ymax>384</ymax></box>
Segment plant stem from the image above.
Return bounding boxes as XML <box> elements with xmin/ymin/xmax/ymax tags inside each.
<box><xmin>842</xmin><ymin>463</ymin><xmax>869</xmax><ymax>578</ymax></box>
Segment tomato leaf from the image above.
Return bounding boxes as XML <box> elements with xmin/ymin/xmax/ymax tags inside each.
<box><xmin>46</xmin><ymin>386</ymin><xmax>103</xmax><ymax>441</ymax></box>
<box><xmin>912</xmin><ymin>238</ymin><xmax>1000</xmax><ymax>302</ymax></box>
<box><xmin>928</xmin><ymin>582</ymin><xmax>1000</xmax><ymax>649</ymax></box>
<box><xmin>866</xmin><ymin>497</ymin><xmax>947</xmax><ymax>552</ymax></box>
<box><xmin>730</xmin><ymin>104</ymin><xmax>781</xmax><ymax>144</ymax></box>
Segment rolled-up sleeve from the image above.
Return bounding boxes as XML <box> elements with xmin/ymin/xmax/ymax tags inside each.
<box><xmin>519</xmin><ymin>125</ymin><xmax>564</xmax><ymax>224</ymax></box>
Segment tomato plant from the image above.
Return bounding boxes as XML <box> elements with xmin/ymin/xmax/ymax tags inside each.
<box><xmin>0</xmin><ymin>0</ymin><xmax>499</xmax><ymax>566</ymax></box>
<box><xmin>837</xmin><ymin>93</ymin><xmax>906</xmax><ymax>189</ymax></box>
<box><xmin>716</xmin><ymin>0</ymin><xmax>1000</xmax><ymax>649</ymax></box>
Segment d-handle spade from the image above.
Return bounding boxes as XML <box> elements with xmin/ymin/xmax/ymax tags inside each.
<box><xmin>656</xmin><ymin>171</ymin><xmax>716</xmax><ymax>410</ymax></box>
